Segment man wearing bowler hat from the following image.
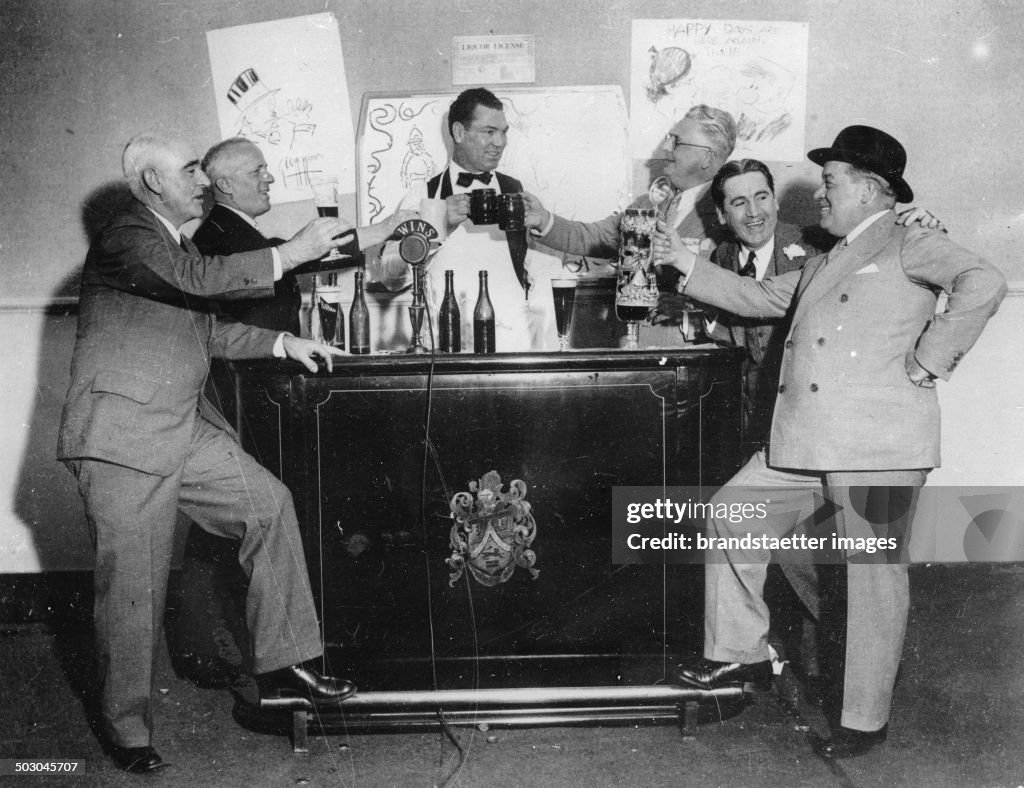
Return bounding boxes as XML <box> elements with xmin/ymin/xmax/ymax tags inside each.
<box><xmin>655</xmin><ymin>125</ymin><xmax>1006</xmax><ymax>758</ymax></box>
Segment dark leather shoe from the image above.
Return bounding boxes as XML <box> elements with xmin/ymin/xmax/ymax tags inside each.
<box><xmin>257</xmin><ymin>660</ymin><xmax>356</xmax><ymax>703</ymax></box>
<box><xmin>676</xmin><ymin>658</ymin><xmax>772</xmax><ymax>690</ymax></box>
<box><xmin>812</xmin><ymin>724</ymin><xmax>888</xmax><ymax>759</ymax></box>
<box><xmin>108</xmin><ymin>745</ymin><xmax>168</xmax><ymax>773</ymax></box>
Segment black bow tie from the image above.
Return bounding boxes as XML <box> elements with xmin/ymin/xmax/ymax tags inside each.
<box><xmin>456</xmin><ymin>170</ymin><xmax>493</xmax><ymax>188</ymax></box>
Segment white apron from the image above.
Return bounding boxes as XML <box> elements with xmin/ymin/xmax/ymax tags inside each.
<box><xmin>424</xmin><ymin>220</ymin><xmax>535</xmax><ymax>353</ymax></box>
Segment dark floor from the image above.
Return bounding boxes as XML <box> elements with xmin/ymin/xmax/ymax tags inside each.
<box><xmin>2</xmin><ymin>564</ymin><xmax>1022</xmax><ymax>787</ymax></box>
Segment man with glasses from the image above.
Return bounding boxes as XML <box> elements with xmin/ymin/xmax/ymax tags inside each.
<box><xmin>523</xmin><ymin>104</ymin><xmax>737</xmax><ymax>347</ymax></box>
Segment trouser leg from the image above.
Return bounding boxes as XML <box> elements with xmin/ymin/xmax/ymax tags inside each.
<box><xmin>177</xmin><ymin>417</ymin><xmax>322</xmax><ymax>674</ymax></box>
<box><xmin>66</xmin><ymin>459</ymin><xmax>180</xmax><ymax>748</ymax></box>
<box><xmin>703</xmin><ymin>450</ymin><xmax>821</xmax><ymax>663</ymax></box>
<box><xmin>826</xmin><ymin>472</ymin><xmax>926</xmax><ymax>731</ymax></box>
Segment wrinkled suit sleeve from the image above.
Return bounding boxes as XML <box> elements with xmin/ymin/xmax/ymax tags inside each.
<box><xmin>682</xmin><ymin>252</ymin><xmax>801</xmax><ymax>320</ymax></box>
<box><xmin>540</xmin><ymin>212</ymin><xmax>621</xmax><ymax>259</ymax></box>
<box><xmin>209</xmin><ymin>312</ymin><xmax>280</xmax><ymax>361</ymax></box>
<box><xmin>90</xmin><ymin>212</ymin><xmax>276</xmax><ymax>301</ymax></box>
<box><xmin>900</xmin><ymin>226</ymin><xmax>1007</xmax><ymax>380</ymax></box>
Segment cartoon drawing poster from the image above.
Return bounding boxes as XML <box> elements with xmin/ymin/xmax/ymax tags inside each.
<box><xmin>206</xmin><ymin>13</ymin><xmax>355</xmax><ymax>203</ymax></box>
<box><xmin>630</xmin><ymin>19</ymin><xmax>809</xmax><ymax>162</ymax></box>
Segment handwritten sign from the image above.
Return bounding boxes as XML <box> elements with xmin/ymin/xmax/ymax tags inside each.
<box><xmin>630</xmin><ymin>19</ymin><xmax>809</xmax><ymax>162</ymax></box>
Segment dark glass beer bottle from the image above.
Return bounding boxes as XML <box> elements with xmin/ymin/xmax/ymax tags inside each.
<box><xmin>349</xmin><ymin>270</ymin><xmax>370</xmax><ymax>354</ymax></box>
<box><xmin>438</xmin><ymin>269</ymin><xmax>461</xmax><ymax>353</ymax></box>
<box><xmin>473</xmin><ymin>270</ymin><xmax>496</xmax><ymax>354</ymax></box>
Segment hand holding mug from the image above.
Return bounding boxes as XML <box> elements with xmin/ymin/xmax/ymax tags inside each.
<box><xmin>445</xmin><ymin>193</ymin><xmax>471</xmax><ymax>231</ymax></box>
<box><xmin>522</xmin><ymin>192</ymin><xmax>551</xmax><ymax>232</ymax></box>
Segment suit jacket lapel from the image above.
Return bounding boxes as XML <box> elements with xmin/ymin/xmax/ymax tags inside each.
<box><xmin>792</xmin><ymin>212</ymin><xmax>896</xmax><ymax>326</ymax></box>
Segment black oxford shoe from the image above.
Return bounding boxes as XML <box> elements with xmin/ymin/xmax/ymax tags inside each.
<box><xmin>676</xmin><ymin>658</ymin><xmax>773</xmax><ymax>690</ymax></box>
<box><xmin>812</xmin><ymin>724</ymin><xmax>888</xmax><ymax>759</ymax></box>
<box><xmin>108</xmin><ymin>745</ymin><xmax>168</xmax><ymax>773</ymax></box>
<box><xmin>257</xmin><ymin>660</ymin><xmax>356</xmax><ymax>703</ymax></box>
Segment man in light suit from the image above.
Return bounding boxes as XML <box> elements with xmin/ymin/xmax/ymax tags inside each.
<box><xmin>691</xmin><ymin>158</ymin><xmax>826</xmax><ymax>455</ymax></box>
<box><xmin>657</xmin><ymin>126</ymin><xmax>1006</xmax><ymax>758</ymax></box>
<box><xmin>524</xmin><ymin>104</ymin><xmax>736</xmax><ymax>347</ymax></box>
<box><xmin>175</xmin><ymin>137</ymin><xmax>415</xmax><ymax>691</ymax></box>
<box><xmin>57</xmin><ymin>133</ymin><xmax>359</xmax><ymax>773</ymax></box>
<box><xmin>653</xmin><ymin>158</ymin><xmax>828</xmax><ymax>696</ymax></box>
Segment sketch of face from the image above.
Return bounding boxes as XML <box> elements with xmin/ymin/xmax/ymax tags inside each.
<box><xmin>738</xmin><ymin>59</ymin><xmax>795</xmax><ymax>113</ymax></box>
<box><xmin>814</xmin><ymin>161</ymin><xmax>870</xmax><ymax>237</ymax></box>
<box><xmin>217</xmin><ymin>143</ymin><xmax>274</xmax><ymax>218</ymax></box>
<box><xmin>717</xmin><ymin>171</ymin><xmax>779</xmax><ymax>250</ymax></box>
<box><xmin>240</xmin><ymin>95</ymin><xmax>281</xmax><ymax>145</ymax></box>
<box><xmin>151</xmin><ymin>140</ymin><xmax>210</xmax><ymax>226</ymax></box>
<box><xmin>660</xmin><ymin>117</ymin><xmax>715</xmax><ymax>191</ymax></box>
<box><xmin>452</xmin><ymin>105</ymin><xmax>508</xmax><ymax>173</ymax></box>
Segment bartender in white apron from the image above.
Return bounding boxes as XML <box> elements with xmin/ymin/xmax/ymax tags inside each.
<box><xmin>368</xmin><ymin>88</ymin><xmax>552</xmax><ymax>352</ymax></box>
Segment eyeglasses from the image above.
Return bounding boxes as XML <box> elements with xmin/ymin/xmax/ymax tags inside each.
<box><xmin>664</xmin><ymin>133</ymin><xmax>712</xmax><ymax>154</ymax></box>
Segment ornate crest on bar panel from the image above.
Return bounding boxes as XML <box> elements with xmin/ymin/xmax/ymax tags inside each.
<box><xmin>448</xmin><ymin>471</ymin><xmax>539</xmax><ymax>587</ymax></box>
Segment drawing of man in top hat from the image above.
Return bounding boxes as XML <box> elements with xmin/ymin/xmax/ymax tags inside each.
<box><xmin>228</xmin><ymin>68</ymin><xmax>282</xmax><ymax>145</ymax></box>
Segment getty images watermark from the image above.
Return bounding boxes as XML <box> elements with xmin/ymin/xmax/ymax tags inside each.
<box><xmin>611</xmin><ymin>486</ymin><xmax>1024</xmax><ymax>565</ymax></box>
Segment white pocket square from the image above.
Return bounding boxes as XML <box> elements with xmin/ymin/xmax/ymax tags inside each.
<box><xmin>855</xmin><ymin>263</ymin><xmax>880</xmax><ymax>274</ymax></box>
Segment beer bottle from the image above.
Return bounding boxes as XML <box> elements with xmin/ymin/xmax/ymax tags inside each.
<box><xmin>349</xmin><ymin>270</ymin><xmax>371</xmax><ymax>354</ymax></box>
<box><xmin>473</xmin><ymin>270</ymin><xmax>496</xmax><ymax>354</ymax></box>
<box><xmin>438</xmin><ymin>269</ymin><xmax>461</xmax><ymax>353</ymax></box>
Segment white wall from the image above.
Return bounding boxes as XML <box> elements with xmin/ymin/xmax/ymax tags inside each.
<box><xmin>0</xmin><ymin>306</ymin><xmax>90</xmax><ymax>571</ymax></box>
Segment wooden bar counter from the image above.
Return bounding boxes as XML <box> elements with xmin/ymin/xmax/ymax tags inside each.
<box><xmin>230</xmin><ymin>346</ymin><xmax>744</xmax><ymax>730</ymax></box>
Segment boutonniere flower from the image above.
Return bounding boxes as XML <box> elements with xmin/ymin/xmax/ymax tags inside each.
<box><xmin>783</xmin><ymin>244</ymin><xmax>806</xmax><ymax>260</ymax></box>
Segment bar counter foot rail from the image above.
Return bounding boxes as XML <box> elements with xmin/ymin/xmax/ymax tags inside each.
<box><xmin>233</xmin><ymin>683</ymin><xmax>750</xmax><ymax>751</ymax></box>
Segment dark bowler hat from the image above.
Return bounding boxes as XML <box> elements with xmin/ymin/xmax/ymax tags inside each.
<box><xmin>808</xmin><ymin>125</ymin><xmax>913</xmax><ymax>203</ymax></box>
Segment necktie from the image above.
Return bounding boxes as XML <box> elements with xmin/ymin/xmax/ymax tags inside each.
<box><xmin>739</xmin><ymin>249</ymin><xmax>757</xmax><ymax>278</ymax></box>
<box><xmin>456</xmin><ymin>170</ymin><xmax>493</xmax><ymax>188</ymax></box>
<box><xmin>179</xmin><ymin>236</ymin><xmax>189</xmax><ymax>253</ymax></box>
